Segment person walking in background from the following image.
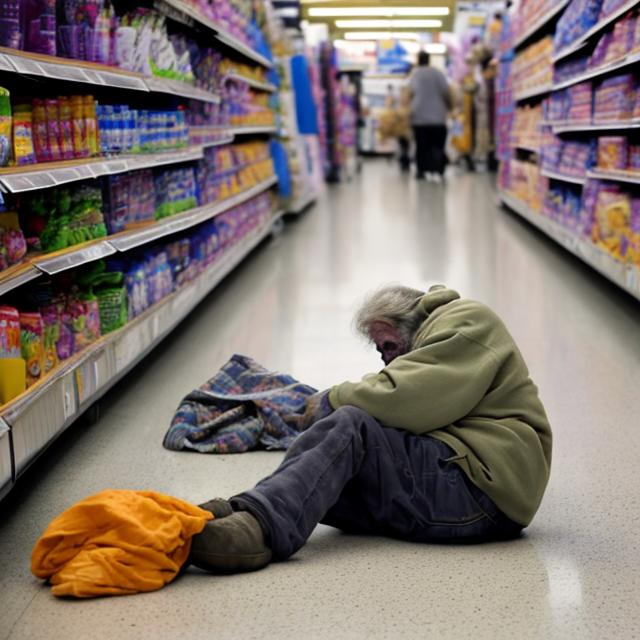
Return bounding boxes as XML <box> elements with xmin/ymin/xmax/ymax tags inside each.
<box><xmin>409</xmin><ymin>51</ymin><xmax>452</xmax><ymax>182</ymax></box>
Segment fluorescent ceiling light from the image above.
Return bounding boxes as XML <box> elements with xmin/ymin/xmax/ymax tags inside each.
<box><xmin>335</xmin><ymin>19</ymin><xmax>442</xmax><ymax>28</ymax></box>
<box><xmin>343</xmin><ymin>31</ymin><xmax>421</xmax><ymax>40</ymax></box>
<box><xmin>308</xmin><ymin>7</ymin><xmax>450</xmax><ymax>17</ymax></box>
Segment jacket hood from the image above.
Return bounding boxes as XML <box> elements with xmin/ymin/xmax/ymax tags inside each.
<box><xmin>418</xmin><ymin>285</ymin><xmax>461</xmax><ymax>316</ymax></box>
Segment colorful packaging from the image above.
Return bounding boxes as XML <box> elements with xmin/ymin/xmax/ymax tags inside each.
<box><xmin>597</xmin><ymin>136</ymin><xmax>628</xmax><ymax>170</ymax></box>
<box><xmin>20</xmin><ymin>311</ymin><xmax>44</xmax><ymax>386</ymax></box>
<box><xmin>57</xmin><ymin>97</ymin><xmax>75</xmax><ymax>160</ymax></box>
<box><xmin>0</xmin><ymin>210</ymin><xmax>27</xmax><ymax>272</ymax></box>
<box><xmin>41</xmin><ymin>304</ymin><xmax>60</xmax><ymax>374</ymax></box>
<box><xmin>32</xmin><ymin>99</ymin><xmax>51</xmax><ymax>163</ymax></box>
<box><xmin>12</xmin><ymin>103</ymin><xmax>36</xmax><ymax>165</ymax></box>
<box><xmin>70</xmin><ymin>95</ymin><xmax>88</xmax><ymax>158</ymax></box>
<box><xmin>0</xmin><ymin>86</ymin><xmax>11</xmax><ymax>167</ymax></box>
<box><xmin>0</xmin><ymin>305</ymin><xmax>26</xmax><ymax>404</ymax></box>
<box><xmin>83</xmin><ymin>96</ymin><xmax>99</xmax><ymax>157</ymax></box>
<box><xmin>45</xmin><ymin>99</ymin><xmax>62</xmax><ymax>162</ymax></box>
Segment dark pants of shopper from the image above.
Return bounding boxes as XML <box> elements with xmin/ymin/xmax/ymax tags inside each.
<box><xmin>398</xmin><ymin>136</ymin><xmax>411</xmax><ymax>172</ymax></box>
<box><xmin>232</xmin><ymin>406</ymin><xmax>523</xmax><ymax>561</ymax></box>
<box><xmin>413</xmin><ymin>124</ymin><xmax>447</xmax><ymax>177</ymax></box>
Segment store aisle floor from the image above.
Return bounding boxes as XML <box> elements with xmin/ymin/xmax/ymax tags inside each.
<box><xmin>2</xmin><ymin>161</ymin><xmax>639</xmax><ymax>640</ymax></box>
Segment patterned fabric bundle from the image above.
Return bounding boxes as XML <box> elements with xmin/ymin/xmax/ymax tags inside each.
<box><xmin>163</xmin><ymin>354</ymin><xmax>317</xmax><ymax>453</ymax></box>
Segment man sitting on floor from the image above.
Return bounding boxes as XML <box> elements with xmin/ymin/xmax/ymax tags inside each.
<box><xmin>188</xmin><ymin>285</ymin><xmax>553</xmax><ymax>573</ymax></box>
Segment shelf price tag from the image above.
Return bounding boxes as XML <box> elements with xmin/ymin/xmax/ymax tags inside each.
<box><xmin>98</xmin><ymin>71</ymin><xmax>148</xmax><ymax>91</ymax></box>
<box><xmin>7</xmin><ymin>55</ymin><xmax>44</xmax><ymax>76</ymax></box>
<box><xmin>0</xmin><ymin>54</ymin><xmax>14</xmax><ymax>72</ymax></box>
<box><xmin>39</xmin><ymin>62</ymin><xmax>91</xmax><ymax>84</ymax></box>
<box><xmin>36</xmin><ymin>242</ymin><xmax>116</xmax><ymax>274</ymax></box>
<box><xmin>0</xmin><ymin>172</ymin><xmax>57</xmax><ymax>193</ymax></box>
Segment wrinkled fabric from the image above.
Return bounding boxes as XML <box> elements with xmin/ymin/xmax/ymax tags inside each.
<box><xmin>31</xmin><ymin>490</ymin><xmax>212</xmax><ymax>598</ymax></box>
<box><xmin>163</xmin><ymin>354</ymin><xmax>317</xmax><ymax>453</ymax></box>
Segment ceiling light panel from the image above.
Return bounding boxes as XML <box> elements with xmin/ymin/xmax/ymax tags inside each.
<box><xmin>335</xmin><ymin>19</ymin><xmax>442</xmax><ymax>28</ymax></box>
<box><xmin>343</xmin><ymin>31</ymin><xmax>421</xmax><ymax>40</ymax></box>
<box><xmin>308</xmin><ymin>7</ymin><xmax>450</xmax><ymax>17</ymax></box>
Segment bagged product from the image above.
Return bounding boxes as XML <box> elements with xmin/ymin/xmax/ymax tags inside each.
<box><xmin>0</xmin><ymin>305</ymin><xmax>26</xmax><ymax>403</ymax></box>
<box><xmin>12</xmin><ymin>103</ymin><xmax>36</xmax><ymax>165</ymax></box>
<box><xmin>20</xmin><ymin>311</ymin><xmax>45</xmax><ymax>386</ymax></box>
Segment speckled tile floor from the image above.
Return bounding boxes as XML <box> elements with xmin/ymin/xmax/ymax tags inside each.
<box><xmin>1</xmin><ymin>161</ymin><xmax>639</xmax><ymax>640</ymax></box>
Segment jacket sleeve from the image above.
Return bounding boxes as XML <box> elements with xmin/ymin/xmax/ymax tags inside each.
<box><xmin>328</xmin><ymin>331</ymin><xmax>499</xmax><ymax>433</ymax></box>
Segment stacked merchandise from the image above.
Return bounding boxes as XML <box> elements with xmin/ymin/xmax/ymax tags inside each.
<box><xmin>0</xmin><ymin>91</ymin><xmax>189</xmax><ymax>168</ymax></box>
<box><xmin>497</xmin><ymin>0</ymin><xmax>640</xmax><ymax>299</ymax></box>
<box><xmin>0</xmin><ymin>191</ymin><xmax>275</xmax><ymax>403</ymax></box>
<box><xmin>0</xmin><ymin>3</ymin><xmax>271</xmax><ymax>77</ymax></box>
<box><xmin>0</xmin><ymin>140</ymin><xmax>275</xmax><ymax>260</ymax></box>
<box><xmin>274</xmin><ymin>53</ymin><xmax>323</xmax><ymax>211</ymax></box>
<box><xmin>512</xmin><ymin>104</ymin><xmax>546</xmax><ymax>151</ymax></box>
<box><xmin>512</xmin><ymin>36</ymin><xmax>554</xmax><ymax>98</ymax></box>
<box><xmin>0</xmin><ymin>0</ymin><xmax>287</xmax><ymax>499</ymax></box>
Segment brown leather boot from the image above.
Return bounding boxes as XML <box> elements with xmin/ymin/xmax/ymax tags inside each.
<box><xmin>188</xmin><ymin>511</ymin><xmax>272</xmax><ymax>574</ymax></box>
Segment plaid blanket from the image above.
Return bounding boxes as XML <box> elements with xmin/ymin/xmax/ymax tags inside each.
<box><xmin>163</xmin><ymin>354</ymin><xmax>317</xmax><ymax>453</ymax></box>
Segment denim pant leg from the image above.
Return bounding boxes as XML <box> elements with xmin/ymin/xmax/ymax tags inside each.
<box><xmin>232</xmin><ymin>406</ymin><xmax>521</xmax><ymax>561</ymax></box>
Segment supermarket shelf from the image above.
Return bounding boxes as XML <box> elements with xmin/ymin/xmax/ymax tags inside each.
<box><xmin>514</xmin><ymin>83</ymin><xmax>553</xmax><ymax>102</ymax></box>
<box><xmin>552</xmin><ymin>52</ymin><xmax>640</xmax><ymax>91</ymax></box>
<box><xmin>0</xmin><ymin>47</ymin><xmax>220</xmax><ymax>103</ymax></box>
<box><xmin>286</xmin><ymin>191</ymin><xmax>317</xmax><ymax>215</ymax></box>
<box><xmin>0</xmin><ymin>176</ymin><xmax>277</xmax><ymax>292</ymax></box>
<box><xmin>513</xmin><ymin>0</ymin><xmax>572</xmax><ymax>50</ymax></box>
<box><xmin>553</xmin><ymin>0</ymin><xmax>640</xmax><ymax>63</ymax></box>
<box><xmin>0</xmin><ymin>146</ymin><xmax>205</xmax><ymax>194</ymax></box>
<box><xmin>228</xmin><ymin>125</ymin><xmax>278</xmax><ymax>136</ymax></box>
<box><xmin>587</xmin><ymin>168</ymin><xmax>640</xmax><ymax>184</ymax></box>
<box><xmin>552</xmin><ymin>119</ymin><xmax>640</xmax><ymax>133</ymax></box>
<box><xmin>35</xmin><ymin>240</ymin><xmax>116</xmax><ymax>275</ymax></box>
<box><xmin>500</xmin><ymin>190</ymin><xmax>640</xmax><ymax>301</ymax></box>
<box><xmin>0</xmin><ymin>209</ymin><xmax>283</xmax><ymax>489</ymax></box>
<box><xmin>201</xmin><ymin>135</ymin><xmax>235</xmax><ymax>148</ymax></box>
<box><xmin>158</xmin><ymin>0</ymin><xmax>273</xmax><ymax>69</ymax></box>
<box><xmin>224</xmin><ymin>72</ymin><xmax>277</xmax><ymax>93</ymax></box>
<box><xmin>541</xmin><ymin>169</ymin><xmax>587</xmax><ymax>185</ymax></box>
<box><xmin>0</xmin><ymin>264</ymin><xmax>41</xmax><ymax>297</ymax></box>
<box><xmin>143</xmin><ymin>76</ymin><xmax>220</xmax><ymax>104</ymax></box>
<box><xmin>107</xmin><ymin>175</ymin><xmax>278</xmax><ymax>251</ymax></box>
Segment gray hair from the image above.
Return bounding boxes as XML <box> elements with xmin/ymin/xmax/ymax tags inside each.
<box><xmin>354</xmin><ymin>285</ymin><xmax>426</xmax><ymax>345</ymax></box>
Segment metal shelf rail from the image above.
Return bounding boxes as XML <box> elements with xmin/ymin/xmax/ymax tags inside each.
<box><xmin>500</xmin><ymin>190</ymin><xmax>640</xmax><ymax>301</ymax></box>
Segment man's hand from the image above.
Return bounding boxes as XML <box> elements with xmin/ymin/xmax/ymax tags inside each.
<box><xmin>291</xmin><ymin>391</ymin><xmax>333</xmax><ymax>431</ymax></box>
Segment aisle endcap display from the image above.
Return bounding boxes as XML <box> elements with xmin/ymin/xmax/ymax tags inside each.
<box><xmin>0</xmin><ymin>48</ymin><xmax>221</xmax><ymax>104</ymax></box>
<box><xmin>500</xmin><ymin>190</ymin><xmax>640</xmax><ymax>301</ymax></box>
<box><xmin>287</xmin><ymin>190</ymin><xmax>317</xmax><ymax>215</ymax></box>
<box><xmin>553</xmin><ymin>0</ymin><xmax>640</xmax><ymax>63</ymax></box>
<box><xmin>513</xmin><ymin>0</ymin><xmax>572</xmax><ymax>50</ymax></box>
<box><xmin>1</xmin><ymin>209</ymin><xmax>284</xmax><ymax>489</ymax></box>
<box><xmin>157</xmin><ymin>0</ymin><xmax>273</xmax><ymax>69</ymax></box>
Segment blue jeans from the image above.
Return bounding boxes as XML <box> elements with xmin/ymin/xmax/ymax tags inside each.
<box><xmin>232</xmin><ymin>406</ymin><xmax>522</xmax><ymax>560</ymax></box>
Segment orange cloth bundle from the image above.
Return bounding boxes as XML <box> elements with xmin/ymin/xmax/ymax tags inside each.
<box><xmin>31</xmin><ymin>489</ymin><xmax>213</xmax><ymax>598</ymax></box>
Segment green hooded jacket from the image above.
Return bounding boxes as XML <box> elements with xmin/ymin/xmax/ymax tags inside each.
<box><xmin>328</xmin><ymin>286</ymin><xmax>552</xmax><ymax>526</ymax></box>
